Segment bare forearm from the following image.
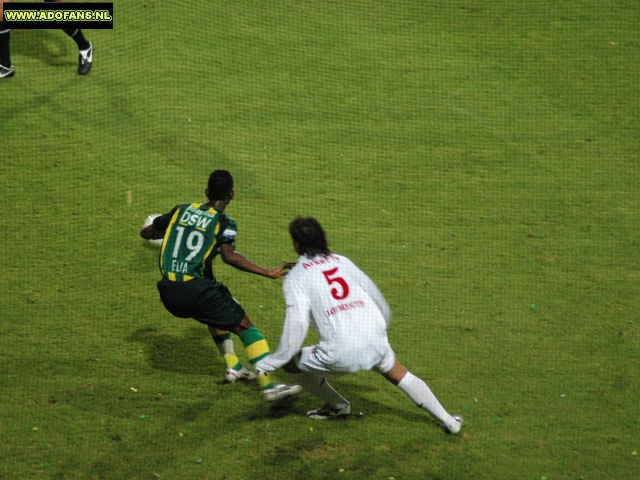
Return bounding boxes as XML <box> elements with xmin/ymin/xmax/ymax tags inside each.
<box><xmin>223</xmin><ymin>251</ymin><xmax>272</xmax><ymax>277</ymax></box>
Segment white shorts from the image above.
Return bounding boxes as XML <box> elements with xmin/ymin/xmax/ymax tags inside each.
<box><xmin>294</xmin><ymin>343</ymin><xmax>396</xmax><ymax>376</ymax></box>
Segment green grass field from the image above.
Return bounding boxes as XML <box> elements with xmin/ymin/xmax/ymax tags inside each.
<box><xmin>1</xmin><ymin>1</ymin><xmax>639</xmax><ymax>478</ymax></box>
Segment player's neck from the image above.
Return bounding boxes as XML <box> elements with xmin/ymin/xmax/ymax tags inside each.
<box><xmin>204</xmin><ymin>199</ymin><xmax>229</xmax><ymax>212</ymax></box>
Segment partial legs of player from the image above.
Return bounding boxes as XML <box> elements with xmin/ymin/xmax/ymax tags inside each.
<box><xmin>226</xmin><ymin>314</ymin><xmax>302</xmax><ymax>402</ymax></box>
<box><xmin>284</xmin><ymin>356</ymin><xmax>462</xmax><ymax>433</ymax></box>
<box><xmin>208</xmin><ymin>318</ymin><xmax>303</xmax><ymax>402</ymax></box>
<box><xmin>0</xmin><ymin>0</ymin><xmax>13</xmax><ymax>78</ymax></box>
<box><xmin>62</xmin><ymin>28</ymin><xmax>93</xmax><ymax>75</ymax></box>
<box><xmin>0</xmin><ymin>0</ymin><xmax>94</xmax><ymax>78</ymax></box>
<box><xmin>0</xmin><ymin>0</ymin><xmax>15</xmax><ymax>78</ymax></box>
<box><xmin>47</xmin><ymin>0</ymin><xmax>94</xmax><ymax>75</ymax></box>
<box><xmin>0</xmin><ymin>27</ymin><xmax>13</xmax><ymax>78</ymax></box>
<box><xmin>207</xmin><ymin>326</ymin><xmax>256</xmax><ymax>383</ymax></box>
<box><xmin>381</xmin><ymin>358</ymin><xmax>463</xmax><ymax>434</ymax></box>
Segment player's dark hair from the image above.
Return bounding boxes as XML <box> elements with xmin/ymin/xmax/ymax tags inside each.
<box><xmin>289</xmin><ymin>217</ymin><xmax>331</xmax><ymax>257</ymax></box>
<box><xmin>207</xmin><ymin>170</ymin><xmax>234</xmax><ymax>200</ymax></box>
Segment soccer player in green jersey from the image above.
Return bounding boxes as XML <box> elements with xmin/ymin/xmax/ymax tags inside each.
<box><xmin>140</xmin><ymin>170</ymin><xmax>301</xmax><ymax>402</ymax></box>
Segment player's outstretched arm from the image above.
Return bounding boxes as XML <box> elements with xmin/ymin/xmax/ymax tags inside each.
<box><xmin>255</xmin><ymin>281</ymin><xmax>310</xmax><ymax>373</ymax></box>
<box><xmin>219</xmin><ymin>243</ymin><xmax>292</xmax><ymax>279</ymax></box>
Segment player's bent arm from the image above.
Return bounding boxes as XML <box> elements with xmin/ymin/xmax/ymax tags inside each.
<box><xmin>219</xmin><ymin>243</ymin><xmax>290</xmax><ymax>279</ymax></box>
<box><xmin>140</xmin><ymin>221</ymin><xmax>166</xmax><ymax>240</ymax></box>
<box><xmin>254</xmin><ymin>282</ymin><xmax>311</xmax><ymax>372</ymax></box>
<box><xmin>140</xmin><ymin>210</ymin><xmax>174</xmax><ymax>240</ymax></box>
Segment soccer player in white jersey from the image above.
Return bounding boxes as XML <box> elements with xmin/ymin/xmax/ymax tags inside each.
<box><xmin>255</xmin><ymin>217</ymin><xmax>462</xmax><ymax>433</ymax></box>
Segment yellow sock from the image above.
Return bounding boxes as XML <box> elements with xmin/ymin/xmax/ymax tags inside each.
<box><xmin>256</xmin><ymin>371</ymin><xmax>275</xmax><ymax>389</ymax></box>
<box><xmin>223</xmin><ymin>353</ymin><xmax>241</xmax><ymax>370</ymax></box>
<box><xmin>240</xmin><ymin>327</ymin><xmax>275</xmax><ymax>389</ymax></box>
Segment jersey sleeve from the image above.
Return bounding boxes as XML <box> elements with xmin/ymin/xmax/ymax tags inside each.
<box><xmin>215</xmin><ymin>214</ymin><xmax>238</xmax><ymax>252</ymax></box>
<box><xmin>151</xmin><ymin>206</ymin><xmax>180</xmax><ymax>238</ymax></box>
<box><xmin>254</xmin><ymin>277</ymin><xmax>310</xmax><ymax>373</ymax></box>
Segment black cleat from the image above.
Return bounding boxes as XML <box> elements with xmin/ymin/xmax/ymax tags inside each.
<box><xmin>0</xmin><ymin>64</ymin><xmax>15</xmax><ymax>79</ymax></box>
<box><xmin>78</xmin><ymin>41</ymin><xmax>93</xmax><ymax>75</ymax></box>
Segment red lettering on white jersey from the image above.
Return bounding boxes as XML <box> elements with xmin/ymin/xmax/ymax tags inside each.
<box><xmin>326</xmin><ymin>300</ymin><xmax>365</xmax><ymax>317</ymax></box>
<box><xmin>302</xmin><ymin>254</ymin><xmax>341</xmax><ymax>270</ymax></box>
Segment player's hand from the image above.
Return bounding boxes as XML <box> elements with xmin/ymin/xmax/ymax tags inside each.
<box><xmin>267</xmin><ymin>263</ymin><xmax>295</xmax><ymax>279</ymax></box>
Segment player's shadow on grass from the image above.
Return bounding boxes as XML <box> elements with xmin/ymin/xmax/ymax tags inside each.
<box><xmin>129</xmin><ymin>326</ymin><xmax>223</xmax><ymax>377</ymax></box>
<box><xmin>333</xmin><ymin>381</ymin><xmax>439</xmax><ymax>425</ymax></box>
<box><xmin>241</xmin><ymin>379</ymin><xmax>433</xmax><ymax>424</ymax></box>
<box><xmin>129</xmin><ymin>328</ymin><xmax>442</xmax><ymax>425</ymax></box>
<box><xmin>347</xmin><ymin>393</ymin><xmax>441</xmax><ymax>425</ymax></box>
<box><xmin>10</xmin><ymin>29</ymin><xmax>74</xmax><ymax>66</ymax></box>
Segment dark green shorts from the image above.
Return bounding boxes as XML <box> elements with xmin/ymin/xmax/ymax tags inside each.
<box><xmin>157</xmin><ymin>277</ymin><xmax>246</xmax><ymax>330</ymax></box>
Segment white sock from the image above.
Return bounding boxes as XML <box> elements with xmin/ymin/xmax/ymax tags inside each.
<box><xmin>397</xmin><ymin>372</ymin><xmax>455</xmax><ymax>426</ymax></box>
<box><xmin>207</xmin><ymin>326</ymin><xmax>241</xmax><ymax>369</ymax></box>
<box><xmin>215</xmin><ymin>337</ymin><xmax>235</xmax><ymax>358</ymax></box>
<box><xmin>294</xmin><ymin>372</ymin><xmax>349</xmax><ymax>409</ymax></box>
<box><xmin>208</xmin><ymin>326</ymin><xmax>234</xmax><ymax>354</ymax></box>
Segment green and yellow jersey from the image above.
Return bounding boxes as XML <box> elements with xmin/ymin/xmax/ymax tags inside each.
<box><xmin>151</xmin><ymin>203</ymin><xmax>238</xmax><ymax>282</ymax></box>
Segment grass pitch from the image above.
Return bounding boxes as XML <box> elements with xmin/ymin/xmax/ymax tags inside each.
<box><xmin>1</xmin><ymin>1</ymin><xmax>639</xmax><ymax>479</ymax></box>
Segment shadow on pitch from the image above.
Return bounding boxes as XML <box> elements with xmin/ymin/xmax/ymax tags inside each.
<box><xmin>4</xmin><ymin>29</ymin><xmax>78</xmax><ymax>124</ymax></box>
<box><xmin>10</xmin><ymin>29</ymin><xmax>74</xmax><ymax>66</ymax></box>
<box><xmin>346</xmin><ymin>393</ymin><xmax>440</xmax><ymax>425</ymax></box>
<box><xmin>239</xmin><ymin>379</ymin><xmax>433</xmax><ymax>425</ymax></box>
<box><xmin>129</xmin><ymin>328</ymin><xmax>439</xmax><ymax>425</ymax></box>
<box><xmin>129</xmin><ymin>326</ymin><xmax>223</xmax><ymax>376</ymax></box>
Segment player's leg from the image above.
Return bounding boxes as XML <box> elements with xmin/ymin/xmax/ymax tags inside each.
<box><xmin>283</xmin><ymin>348</ymin><xmax>351</xmax><ymax>419</ymax></box>
<box><xmin>378</xmin><ymin>353</ymin><xmax>462</xmax><ymax>434</ymax></box>
<box><xmin>62</xmin><ymin>27</ymin><xmax>93</xmax><ymax>74</ymax></box>
<box><xmin>46</xmin><ymin>0</ymin><xmax>93</xmax><ymax>74</ymax></box>
<box><xmin>157</xmin><ymin>278</ymin><xmax>254</xmax><ymax>382</ymax></box>
<box><xmin>230</xmin><ymin>315</ymin><xmax>302</xmax><ymax>401</ymax></box>
<box><xmin>0</xmin><ymin>0</ymin><xmax>15</xmax><ymax>78</ymax></box>
<box><xmin>0</xmin><ymin>28</ymin><xmax>12</xmax><ymax>78</ymax></box>
<box><xmin>182</xmin><ymin>279</ymin><xmax>256</xmax><ymax>382</ymax></box>
<box><xmin>206</xmin><ymin>326</ymin><xmax>255</xmax><ymax>383</ymax></box>
<box><xmin>178</xmin><ymin>278</ymin><xmax>299</xmax><ymax>401</ymax></box>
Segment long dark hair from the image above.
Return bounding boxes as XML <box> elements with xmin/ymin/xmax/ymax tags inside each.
<box><xmin>289</xmin><ymin>216</ymin><xmax>331</xmax><ymax>257</ymax></box>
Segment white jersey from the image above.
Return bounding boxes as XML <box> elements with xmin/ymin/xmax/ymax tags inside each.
<box><xmin>256</xmin><ymin>253</ymin><xmax>392</xmax><ymax>374</ymax></box>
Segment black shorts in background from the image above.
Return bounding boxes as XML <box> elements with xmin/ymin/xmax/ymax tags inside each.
<box><xmin>157</xmin><ymin>277</ymin><xmax>246</xmax><ymax>330</ymax></box>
